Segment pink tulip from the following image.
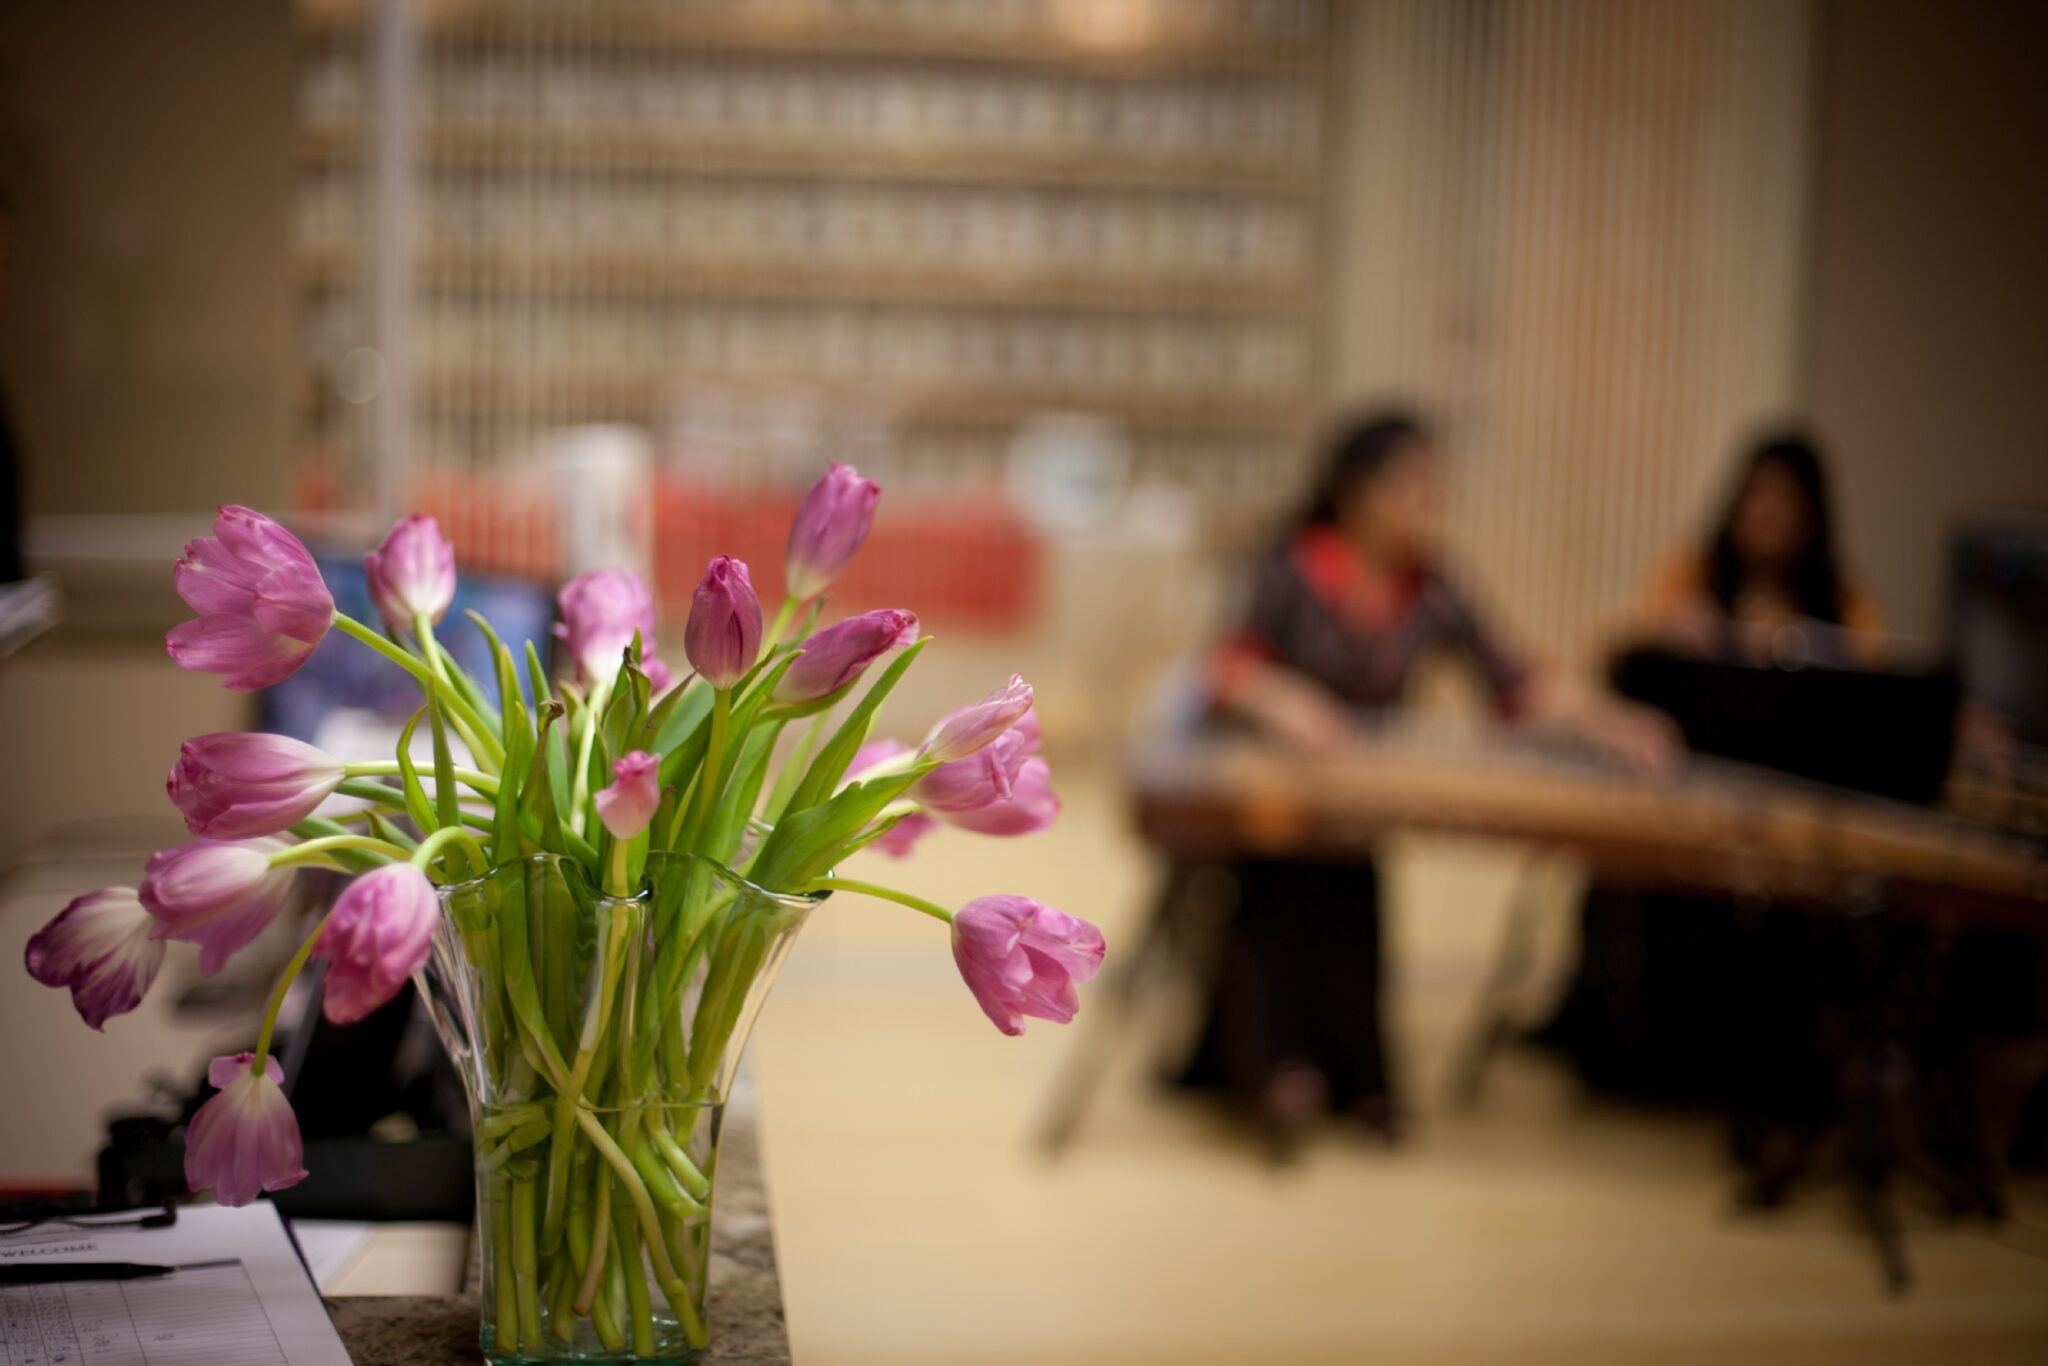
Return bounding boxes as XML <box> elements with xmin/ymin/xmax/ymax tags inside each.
<box><xmin>165</xmin><ymin>506</ymin><xmax>334</xmax><ymax>691</ymax></box>
<box><xmin>950</xmin><ymin>896</ymin><xmax>1105</xmax><ymax>1036</ymax></box>
<box><xmin>594</xmin><ymin>751</ymin><xmax>661</xmax><ymax>840</ymax></box>
<box><xmin>785</xmin><ymin>461</ymin><xmax>880</xmax><ymax>601</ymax></box>
<box><xmin>642</xmin><ymin>655</ymin><xmax>675</xmax><ymax>692</ymax></box>
<box><xmin>364</xmin><ymin>514</ymin><xmax>457</xmax><ymax>631</ymax></box>
<box><xmin>184</xmin><ymin>1053</ymin><xmax>308</xmax><ymax>1207</ymax></box>
<box><xmin>921</xmin><ymin>675</ymin><xmax>1034</xmax><ymax>764</ymax></box>
<box><xmin>775</xmin><ymin>609</ymin><xmax>918</xmax><ymax>704</ymax></box>
<box><xmin>314</xmin><ymin>864</ymin><xmax>439</xmax><ymax>1025</ymax></box>
<box><xmin>911</xmin><ymin>727</ymin><xmax>1030</xmax><ymax>813</ymax></box>
<box><xmin>167</xmin><ymin>732</ymin><xmax>346</xmax><ymax>839</ymax></box>
<box><xmin>24</xmin><ymin>888</ymin><xmax>165</xmax><ymax>1030</ymax></box>
<box><xmin>685</xmin><ymin>556</ymin><xmax>762</xmax><ymax>691</ymax></box>
<box><xmin>140</xmin><ymin>838</ymin><xmax>295</xmax><ymax>976</ymax></box>
<box><xmin>556</xmin><ymin>568</ymin><xmax>658</xmax><ymax>685</ymax></box>
<box><xmin>947</xmin><ymin>757</ymin><xmax>1060</xmax><ymax>837</ymax></box>
<box><xmin>869</xmin><ymin>812</ymin><xmax>937</xmax><ymax>859</ymax></box>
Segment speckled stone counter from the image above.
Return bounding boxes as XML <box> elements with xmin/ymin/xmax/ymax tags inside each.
<box><xmin>325</xmin><ymin>1088</ymin><xmax>789</xmax><ymax>1365</ymax></box>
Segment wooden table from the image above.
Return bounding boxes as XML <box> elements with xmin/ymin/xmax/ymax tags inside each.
<box><xmin>1043</xmin><ymin>732</ymin><xmax>2048</xmax><ymax>1291</ymax></box>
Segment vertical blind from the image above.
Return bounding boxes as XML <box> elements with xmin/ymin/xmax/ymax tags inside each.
<box><xmin>1329</xmin><ymin>0</ymin><xmax>1817</xmax><ymax>665</ymax></box>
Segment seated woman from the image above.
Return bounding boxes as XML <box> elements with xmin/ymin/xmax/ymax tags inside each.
<box><xmin>1178</xmin><ymin>410</ymin><xmax>1670</xmax><ymax>1158</ymax></box>
<box><xmin>1631</xmin><ymin>431</ymin><xmax>1884</xmax><ymax>666</ymax></box>
<box><xmin>1542</xmin><ymin>430</ymin><xmax>1888</xmax><ymax>1156</ymax></box>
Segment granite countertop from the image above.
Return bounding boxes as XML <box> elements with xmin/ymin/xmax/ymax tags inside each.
<box><xmin>326</xmin><ymin>1088</ymin><xmax>788</xmax><ymax>1365</ymax></box>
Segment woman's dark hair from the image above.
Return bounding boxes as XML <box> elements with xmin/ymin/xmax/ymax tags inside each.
<box><xmin>1704</xmin><ymin>430</ymin><xmax>1846</xmax><ymax>623</ymax></box>
<box><xmin>1291</xmin><ymin>409</ymin><xmax>1430</xmax><ymax>533</ymax></box>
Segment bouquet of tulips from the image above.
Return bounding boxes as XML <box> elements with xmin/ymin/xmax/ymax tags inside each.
<box><xmin>26</xmin><ymin>463</ymin><xmax>1102</xmax><ymax>1361</ymax></box>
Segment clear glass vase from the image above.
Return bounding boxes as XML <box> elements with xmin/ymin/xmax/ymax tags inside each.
<box><xmin>420</xmin><ymin>852</ymin><xmax>820</xmax><ymax>1365</ymax></box>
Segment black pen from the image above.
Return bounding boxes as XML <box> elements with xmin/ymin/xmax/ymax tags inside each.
<box><xmin>0</xmin><ymin>1259</ymin><xmax>236</xmax><ymax>1285</ymax></box>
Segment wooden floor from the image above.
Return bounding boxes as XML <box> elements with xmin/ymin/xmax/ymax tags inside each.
<box><xmin>755</xmin><ymin>762</ymin><xmax>2048</xmax><ymax>1366</ymax></box>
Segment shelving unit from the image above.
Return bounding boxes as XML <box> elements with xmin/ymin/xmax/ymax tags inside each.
<box><xmin>294</xmin><ymin>0</ymin><xmax>1337</xmax><ymax>559</ymax></box>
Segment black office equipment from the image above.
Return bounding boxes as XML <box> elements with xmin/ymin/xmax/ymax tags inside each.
<box><xmin>1611</xmin><ymin>646</ymin><xmax>1959</xmax><ymax>804</ymax></box>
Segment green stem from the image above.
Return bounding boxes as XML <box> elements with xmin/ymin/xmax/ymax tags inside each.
<box><xmin>541</xmin><ymin>905</ymin><xmax>631</xmax><ymax>1253</ymax></box>
<box><xmin>764</xmin><ymin>596</ymin><xmax>799</xmax><ymax>649</ymax></box>
<box><xmin>806</xmin><ymin>876</ymin><xmax>955</xmax><ymax>923</ymax></box>
<box><xmin>269</xmin><ymin>834</ymin><xmax>412</xmax><ymax>869</ymax></box>
<box><xmin>570</xmin><ymin>1109</ymin><xmax>699</xmax><ymax>1340</ymax></box>
<box><xmin>251</xmin><ymin>909</ymin><xmax>336</xmax><ymax>1072</ymax></box>
<box><xmin>570</xmin><ymin>674</ymin><xmax>614</xmax><ymax>839</ymax></box>
<box><xmin>412</xmin><ymin>824</ymin><xmax>491</xmax><ymax>876</ymax></box>
<box><xmin>416</xmin><ymin>611</ymin><xmax>501</xmax><ymax>768</ymax></box>
<box><xmin>677</xmin><ymin>689</ymin><xmax>731</xmax><ymax>852</ymax></box>
<box><xmin>333</xmin><ymin>611</ymin><xmax>502</xmax><ymax>770</ymax></box>
<box><xmin>574</xmin><ymin>1161</ymin><xmax>615</xmax><ymax>1315</ymax></box>
<box><xmin>345</xmin><ymin>760</ymin><xmax>500</xmax><ymax>795</ymax></box>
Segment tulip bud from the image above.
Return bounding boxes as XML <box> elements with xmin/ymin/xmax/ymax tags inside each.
<box><xmin>785</xmin><ymin>461</ymin><xmax>880</xmax><ymax>601</ymax></box>
<box><xmin>774</xmin><ymin>609</ymin><xmax>917</xmax><ymax>704</ymax></box>
<box><xmin>594</xmin><ymin>751</ymin><xmax>661</xmax><ymax>841</ymax></box>
<box><xmin>685</xmin><ymin>556</ymin><xmax>762</xmax><ymax>691</ymax></box>
<box><xmin>24</xmin><ymin>888</ymin><xmax>165</xmax><ymax>1030</ymax></box>
<box><xmin>365</xmin><ymin>515</ymin><xmax>457</xmax><ymax>631</ymax></box>
<box><xmin>921</xmin><ymin>675</ymin><xmax>1034</xmax><ymax>764</ymax></box>
<box><xmin>556</xmin><ymin>568</ymin><xmax>658</xmax><ymax>686</ymax></box>
<box><xmin>184</xmin><ymin>1053</ymin><xmax>308</xmax><ymax>1207</ymax></box>
<box><xmin>950</xmin><ymin>896</ymin><xmax>1105</xmax><ymax>1036</ymax></box>
<box><xmin>165</xmin><ymin>506</ymin><xmax>335</xmax><ymax>691</ymax></box>
<box><xmin>314</xmin><ymin>864</ymin><xmax>440</xmax><ymax>1025</ymax></box>
<box><xmin>139</xmin><ymin>838</ymin><xmax>295</xmax><ymax>976</ymax></box>
<box><xmin>167</xmin><ymin>732</ymin><xmax>346</xmax><ymax>839</ymax></box>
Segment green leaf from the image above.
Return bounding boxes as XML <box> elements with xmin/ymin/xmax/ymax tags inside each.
<box><xmin>521</xmin><ymin>701</ymin><xmax>568</xmax><ymax>857</ymax></box>
<box><xmin>783</xmin><ymin>639</ymin><xmax>927</xmax><ymax>818</ymax></box>
<box><xmin>395</xmin><ymin>707</ymin><xmax>439</xmax><ymax>834</ymax></box>
<box><xmin>750</xmin><ymin>770</ymin><xmax>921</xmax><ymax>892</ymax></box>
<box><xmin>494</xmin><ymin>695</ymin><xmax>534</xmax><ymax>862</ymax></box>
<box><xmin>429</xmin><ymin>693</ymin><xmax>462</xmax><ymax>837</ymax></box>
<box><xmin>651</xmin><ymin>678</ymin><xmax>712</xmax><ymax>752</ymax></box>
<box><xmin>703</xmin><ymin>720</ymin><xmax>783</xmax><ymax>867</ymax></box>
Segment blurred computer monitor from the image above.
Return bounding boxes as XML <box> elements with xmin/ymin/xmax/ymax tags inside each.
<box><xmin>1950</xmin><ymin>521</ymin><xmax>2048</xmax><ymax>749</ymax></box>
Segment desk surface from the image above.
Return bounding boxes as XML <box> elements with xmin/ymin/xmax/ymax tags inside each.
<box><xmin>1132</xmin><ymin>734</ymin><xmax>2047</xmax><ymax>909</ymax></box>
<box><xmin>325</xmin><ymin>1088</ymin><xmax>789</xmax><ymax>1365</ymax></box>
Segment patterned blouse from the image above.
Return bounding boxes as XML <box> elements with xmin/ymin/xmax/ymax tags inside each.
<box><xmin>1212</xmin><ymin>527</ymin><xmax>1527</xmax><ymax>717</ymax></box>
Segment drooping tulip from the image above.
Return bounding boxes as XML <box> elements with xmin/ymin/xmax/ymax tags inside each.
<box><xmin>313</xmin><ymin>864</ymin><xmax>440</xmax><ymax>1025</ymax></box>
<box><xmin>774</xmin><ymin>609</ymin><xmax>917</xmax><ymax>704</ymax></box>
<box><xmin>946</xmin><ymin>757</ymin><xmax>1060</xmax><ymax>837</ymax></box>
<box><xmin>183</xmin><ymin>1053</ymin><xmax>308</xmax><ymax>1207</ymax></box>
<box><xmin>164</xmin><ymin>506</ymin><xmax>335</xmax><ymax>691</ymax></box>
<box><xmin>556</xmin><ymin>568</ymin><xmax>658</xmax><ymax>686</ymax></box>
<box><xmin>921</xmin><ymin>675</ymin><xmax>1034</xmax><ymax>764</ymax></box>
<box><xmin>24</xmin><ymin>888</ymin><xmax>165</xmax><ymax>1030</ymax></box>
<box><xmin>911</xmin><ymin>727</ymin><xmax>1030</xmax><ymax>813</ymax></box>
<box><xmin>167</xmin><ymin>732</ymin><xmax>346</xmax><ymax>839</ymax></box>
<box><xmin>594</xmin><ymin>751</ymin><xmax>661</xmax><ymax>841</ymax></box>
<box><xmin>364</xmin><ymin>514</ymin><xmax>457</xmax><ymax>631</ymax></box>
<box><xmin>785</xmin><ymin>461</ymin><xmax>880</xmax><ymax>601</ymax></box>
<box><xmin>140</xmin><ymin>838</ymin><xmax>295</xmax><ymax>976</ymax></box>
<box><xmin>685</xmin><ymin>556</ymin><xmax>762</xmax><ymax>691</ymax></box>
<box><xmin>949</xmin><ymin>896</ymin><xmax>1105</xmax><ymax>1036</ymax></box>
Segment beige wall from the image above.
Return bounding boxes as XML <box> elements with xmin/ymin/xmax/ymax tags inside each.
<box><xmin>0</xmin><ymin>0</ymin><xmax>295</xmax><ymax>520</ymax></box>
<box><xmin>1807</xmin><ymin>0</ymin><xmax>2048</xmax><ymax>642</ymax></box>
